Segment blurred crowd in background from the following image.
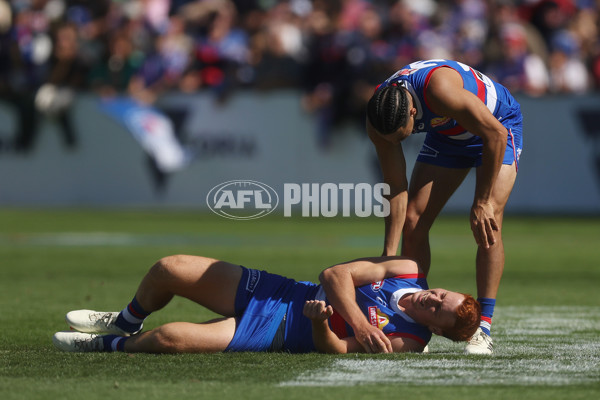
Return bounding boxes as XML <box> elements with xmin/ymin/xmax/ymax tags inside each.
<box><xmin>1</xmin><ymin>0</ymin><xmax>599</xmax><ymax>152</ymax></box>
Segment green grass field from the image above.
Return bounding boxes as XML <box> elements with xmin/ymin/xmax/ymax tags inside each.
<box><xmin>1</xmin><ymin>209</ymin><xmax>599</xmax><ymax>399</ymax></box>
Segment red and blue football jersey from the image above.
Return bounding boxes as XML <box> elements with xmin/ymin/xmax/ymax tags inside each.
<box><xmin>328</xmin><ymin>273</ymin><xmax>432</xmax><ymax>346</ymax></box>
<box><xmin>377</xmin><ymin>59</ymin><xmax>521</xmax><ymax>141</ymax></box>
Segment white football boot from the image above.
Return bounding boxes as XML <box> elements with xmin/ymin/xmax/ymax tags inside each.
<box><xmin>464</xmin><ymin>327</ymin><xmax>494</xmax><ymax>355</ymax></box>
<box><xmin>53</xmin><ymin>331</ymin><xmax>104</xmax><ymax>352</ymax></box>
<box><xmin>66</xmin><ymin>310</ymin><xmax>140</xmax><ymax>336</ymax></box>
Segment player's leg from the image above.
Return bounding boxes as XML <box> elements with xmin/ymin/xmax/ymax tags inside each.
<box><xmin>66</xmin><ymin>255</ymin><xmax>243</xmax><ymax>335</ymax></box>
<box><xmin>133</xmin><ymin>255</ymin><xmax>242</xmax><ymax>317</ymax></box>
<box><xmin>401</xmin><ymin>162</ymin><xmax>470</xmax><ymax>275</ymax></box>
<box><xmin>54</xmin><ymin>317</ymin><xmax>237</xmax><ymax>353</ymax></box>
<box><xmin>123</xmin><ymin>317</ymin><xmax>237</xmax><ymax>353</ymax></box>
<box><xmin>465</xmin><ymin>162</ymin><xmax>517</xmax><ymax>355</ymax></box>
<box><xmin>475</xmin><ymin>162</ymin><xmax>517</xmax><ymax>324</ymax></box>
<box><xmin>113</xmin><ymin>255</ymin><xmax>243</xmax><ymax>333</ymax></box>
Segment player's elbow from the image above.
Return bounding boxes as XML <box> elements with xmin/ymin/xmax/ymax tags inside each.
<box><xmin>318</xmin><ymin>268</ymin><xmax>333</xmax><ymax>286</ymax></box>
<box><xmin>319</xmin><ymin>265</ymin><xmax>346</xmax><ymax>287</ymax></box>
<box><xmin>484</xmin><ymin>128</ymin><xmax>508</xmax><ymax>146</ymax></box>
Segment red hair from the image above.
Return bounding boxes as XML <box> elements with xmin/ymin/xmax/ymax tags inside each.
<box><xmin>442</xmin><ymin>294</ymin><xmax>481</xmax><ymax>342</ymax></box>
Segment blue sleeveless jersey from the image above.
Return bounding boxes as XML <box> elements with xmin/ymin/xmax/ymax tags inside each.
<box><xmin>377</xmin><ymin>59</ymin><xmax>521</xmax><ymax>142</ymax></box>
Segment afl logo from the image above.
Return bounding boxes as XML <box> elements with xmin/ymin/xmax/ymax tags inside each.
<box><xmin>371</xmin><ymin>280</ymin><xmax>384</xmax><ymax>292</ymax></box>
<box><xmin>206</xmin><ymin>180</ymin><xmax>279</xmax><ymax>220</ymax></box>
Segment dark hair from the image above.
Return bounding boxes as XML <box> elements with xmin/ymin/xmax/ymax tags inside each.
<box><xmin>442</xmin><ymin>294</ymin><xmax>481</xmax><ymax>342</ymax></box>
<box><xmin>366</xmin><ymin>84</ymin><xmax>409</xmax><ymax>134</ymax></box>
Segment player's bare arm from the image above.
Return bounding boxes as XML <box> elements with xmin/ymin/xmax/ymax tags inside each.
<box><xmin>325</xmin><ymin>256</ymin><xmax>422</xmax><ymax>284</ymax></box>
<box><xmin>367</xmin><ymin>119</ymin><xmax>409</xmax><ymax>256</ymax></box>
<box><xmin>319</xmin><ymin>261</ymin><xmax>391</xmax><ymax>353</ymax></box>
<box><xmin>425</xmin><ymin>68</ymin><xmax>508</xmax><ymax>248</ymax></box>
<box><xmin>319</xmin><ymin>257</ymin><xmax>421</xmax><ymax>353</ymax></box>
<box><xmin>303</xmin><ymin>300</ymin><xmax>422</xmax><ymax>353</ymax></box>
<box><xmin>303</xmin><ymin>300</ymin><xmax>362</xmax><ymax>354</ymax></box>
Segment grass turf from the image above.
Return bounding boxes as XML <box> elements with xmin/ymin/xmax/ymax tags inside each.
<box><xmin>0</xmin><ymin>209</ymin><xmax>599</xmax><ymax>399</ymax></box>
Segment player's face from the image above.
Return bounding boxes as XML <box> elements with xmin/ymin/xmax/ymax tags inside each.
<box><xmin>407</xmin><ymin>289</ymin><xmax>465</xmax><ymax>333</ymax></box>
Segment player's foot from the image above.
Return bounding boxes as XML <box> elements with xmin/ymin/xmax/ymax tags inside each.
<box><xmin>53</xmin><ymin>331</ymin><xmax>105</xmax><ymax>352</ymax></box>
<box><xmin>66</xmin><ymin>310</ymin><xmax>141</xmax><ymax>336</ymax></box>
<box><xmin>464</xmin><ymin>327</ymin><xmax>493</xmax><ymax>355</ymax></box>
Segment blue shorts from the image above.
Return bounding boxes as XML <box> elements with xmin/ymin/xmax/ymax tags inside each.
<box><xmin>225</xmin><ymin>267</ymin><xmax>293</xmax><ymax>352</ymax></box>
<box><xmin>416</xmin><ymin>114</ymin><xmax>523</xmax><ymax>169</ymax></box>
<box><xmin>225</xmin><ymin>267</ymin><xmax>319</xmax><ymax>353</ymax></box>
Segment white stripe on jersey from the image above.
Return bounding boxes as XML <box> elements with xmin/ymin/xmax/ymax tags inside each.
<box><xmin>483</xmin><ymin>76</ymin><xmax>498</xmax><ymax>115</ymax></box>
<box><xmin>449</xmin><ymin>132</ymin><xmax>475</xmax><ymax>140</ymax></box>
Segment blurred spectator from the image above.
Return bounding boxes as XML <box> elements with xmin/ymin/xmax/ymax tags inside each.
<box><xmin>1</xmin><ymin>0</ymin><xmax>50</xmax><ymax>153</ymax></box>
<box><xmin>247</xmin><ymin>1</ymin><xmax>305</xmax><ymax>89</ymax></box>
<box><xmin>300</xmin><ymin>2</ymin><xmax>343</xmax><ymax>148</ymax></box>
<box><xmin>526</xmin><ymin>0</ymin><xmax>576</xmax><ymax>48</ymax></box>
<box><xmin>485</xmin><ymin>22</ymin><xmax>550</xmax><ymax>96</ymax></box>
<box><xmin>182</xmin><ymin>0</ymin><xmax>250</xmax><ymax>99</ymax></box>
<box><xmin>34</xmin><ymin>21</ymin><xmax>89</xmax><ymax>149</ymax></box>
<box><xmin>89</xmin><ymin>30</ymin><xmax>142</xmax><ymax>96</ymax></box>
<box><xmin>384</xmin><ymin>0</ymin><xmax>429</xmax><ymax>71</ymax></box>
<box><xmin>0</xmin><ymin>1</ymin><xmax>20</xmax><ymax>151</ymax></box>
<box><xmin>548</xmin><ymin>29</ymin><xmax>590</xmax><ymax>93</ymax></box>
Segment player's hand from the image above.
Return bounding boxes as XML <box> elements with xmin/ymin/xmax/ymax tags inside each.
<box><xmin>354</xmin><ymin>324</ymin><xmax>393</xmax><ymax>353</ymax></box>
<box><xmin>303</xmin><ymin>300</ymin><xmax>334</xmax><ymax>321</ymax></box>
<box><xmin>470</xmin><ymin>202</ymin><xmax>498</xmax><ymax>248</ymax></box>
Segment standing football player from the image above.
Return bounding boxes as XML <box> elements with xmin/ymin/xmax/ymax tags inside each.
<box><xmin>367</xmin><ymin>59</ymin><xmax>523</xmax><ymax>354</ymax></box>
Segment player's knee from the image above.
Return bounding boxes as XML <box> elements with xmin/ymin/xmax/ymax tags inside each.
<box><xmin>403</xmin><ymin>210</ymin><xmax>429</xmax><ymax>241</ymax></box>
<box><xmin>494</xmin><ymin>206</ymin><xmax>506</xmax><ymax>223</ymax></box>
<box><xmin>153</xmin><ymin>324</ymin><xmax>184</xmax><ymax>352</ymax></box>
<box><xmin>403</xmin><ymin>214</ymin><xmax>418</xmax><ymax>236</ymax></box>
<box><xmin>488</xmin><ymin>201</ymin><xmax>506</xmax><ymax>228</ymax></box>
<box><xmin>149</xmin><ymin>255</ymin><xmax>188</xmax><ymax>281</ymax></box>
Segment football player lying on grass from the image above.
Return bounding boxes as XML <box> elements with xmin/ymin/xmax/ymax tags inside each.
<box><xmin>53</xmin><ymin>255</ymin><xmax>480</xmax><ymax>354</ymax></box>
